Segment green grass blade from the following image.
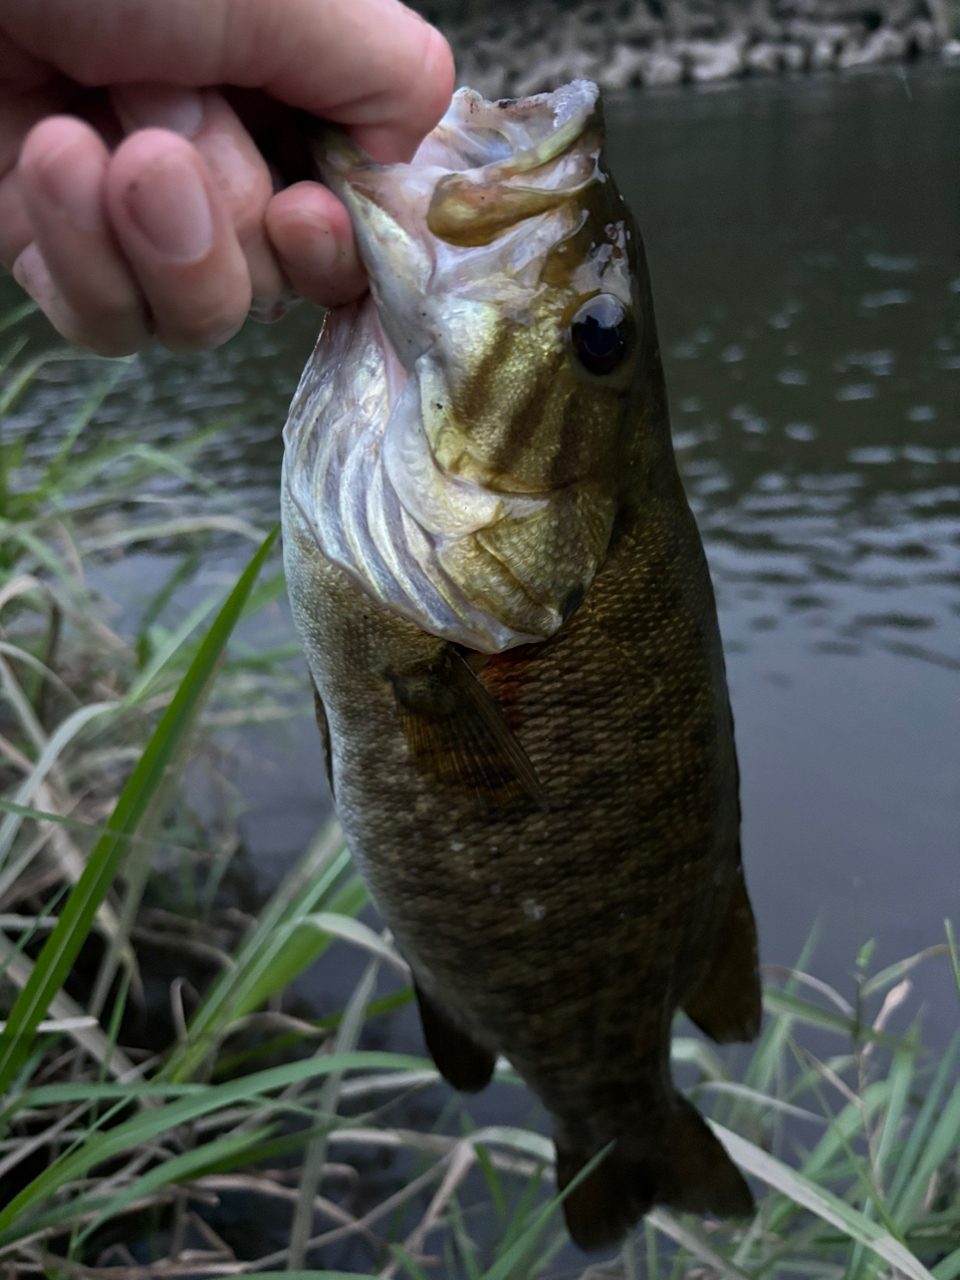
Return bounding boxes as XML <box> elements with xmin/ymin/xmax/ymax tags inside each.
<box><xmin>475</xmin><ymin>1143</ymin><xmax>507</xmax><ymax>1223</ymax></box>
<box><xmin>861</xmin><ymin>945</ymin><xmax>951</xmax><ymax>1000</ymax></box>
<box><xmin>0</xmin><ymin>1049</ymin><xmax>429</xmax><ymax>1236</ymax></box>
<box><xmin>6</xmin><ymin>1126</ymin><xmax>272</xmax><ymax>1248</ymax></box>
<box><xmin>164</xmin><ymin>827</ymin><xmax>362</xmax><ymax>1081</ymax></box>
<box><xmin>713</xmin><ymin>1122</ymin><xmax>936</xmax><ymax>1280</ymax></box>
<box><xmin>946</xmin><ymin>920</ymin><xmax>960</xmax><ymax>1002</ymax></box>
<box><xmin>481</xmin><ymin>1147</ymin><xmax>611</xmax><ymax>1280</ymax></box>
<box><xmin>646</xmin><ymin>1209</ymin><xmax>751</xmax><ymax>1280</ymax></box>
<box><xmin>933</xmin><ymin>1246</ymin><xmax>960</xmax><ymax>1280</ymax></box>
<box><xmin>893</xmin><ymin>1080</ymin><xmax>960</xmax><ymax>1228</ymax></box>
<box><xmin>75</xmin><ymin>1125</ymin><xmax>275</xmax><ymax>1246</ymax></box>
<box><xmin>800</xmin><ymin>1080</ymin><xmax>889</xmax><ymax>1186</ymax></box>
<box><xmin>874</xmin><ymin>1043</ymin><xmax>915</xmax><ymax>1188</ymax></box>
<box><xmin>0</xmin><ymin>298</ymin><xmax>39</xmax><ymax>335</ymax></box>
<box><xmin>0</xmin><ymin>526</ymin><xmax>278</xmax><ymax>1095</ymax></box>
<box><xmin>889</xmin><ymin>1039</ymin><xmax>960</xmax><ymax>1214</ymax></box>
<box><xmin>0</xmin><ymin>700</ymin><xmax>117</xmax><ymax>871</ymax></box>
<box><xmin>763</xmin><ymin>989</ymin><xmax>914</xmax><ymax>1051</ymax></box>
<box><xmin>47</xmin><ymin>363</ymin><xmax>130</xmax><ymax>480</ymax></box>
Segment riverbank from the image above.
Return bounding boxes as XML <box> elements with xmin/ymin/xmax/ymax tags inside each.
<box><xmin>421</xmin><ymin>0</ymin><xmax>960</xmax><ymax>95</ymax></box>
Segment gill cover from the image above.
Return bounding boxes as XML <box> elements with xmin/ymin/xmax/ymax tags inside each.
<box><xmin>282</xmin><ymin>81</ymin><xmax>636</xmax><ymax>653</ymax></box>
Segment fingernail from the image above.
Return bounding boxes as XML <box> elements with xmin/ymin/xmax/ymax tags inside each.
<box><xmin>249</xmin><ymin>289</ymin><xmax>300</xmax><ymax>324</ymax></box>
<box><xmin>112</xmin><ymin>84</ymin><xmax>204</xmax><ymax>138</ymax></box>
<box><xmin>12</xmin><ymin>242</ymin><xmax>79</xmax><ymax>338</ymax></box>
<box><xmin>12</xmin><ymin>242</ymin><xmax>56</xmax><ymax>305</ymax></box>
<box><xmin>32</xmin><ymin>135</ymin><xmax>105</xmax><ymax>233</ymax></box>
<box><xmin>124</xmin><ymin>151</ymin><xmax>214</xmax><ymax>262</ymax></box>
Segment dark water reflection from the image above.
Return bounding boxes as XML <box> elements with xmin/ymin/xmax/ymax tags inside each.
<box><xmin>605</xmin><ymin>66</ymin><xmax>959</xmax><ymax>1036</ymax></box>
<box><xmin>4</xmin><ymin>65</ymin><xmax>958</xmax><ymax>1039</ymax></box>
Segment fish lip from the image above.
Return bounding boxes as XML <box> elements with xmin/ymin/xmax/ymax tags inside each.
<box><xmin>316</xmin><ymin>79</ymin><xmax>601</xmax><ymax>184</ymax></box>
<box><xmin>312</xmin><ymin>81</ymin><xmax>604</xmax><ymax>262</ymax></box>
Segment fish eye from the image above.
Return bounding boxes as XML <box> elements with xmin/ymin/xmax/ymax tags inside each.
<box><xmin>570</xmin><ymin>295</ymin><xmax>631</xmax><ymax>376</ymax></box>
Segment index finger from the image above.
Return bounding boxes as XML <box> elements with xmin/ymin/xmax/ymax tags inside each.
<box><xmin>2</xmin><ymin>0</ymin><xmax>455</xmax><ymax>162</ymax></box>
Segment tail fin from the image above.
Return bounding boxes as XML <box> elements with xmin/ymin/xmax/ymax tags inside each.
<box><xmin>556</xmin><ymin>1096</ymin><xmax>753</xmax><ymax>1251</ymax></box>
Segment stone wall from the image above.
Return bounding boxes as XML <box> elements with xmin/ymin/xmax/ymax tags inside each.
<box><xmin>416</xmin><ymin>0</ymin><xmax>960</xmax><ymax>95</ymax></box>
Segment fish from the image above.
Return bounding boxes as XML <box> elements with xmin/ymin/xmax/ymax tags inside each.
<box><xmin>281</xmin><ymin>79</ymin><xmax>762</xmax><ymax>1251</ymax></box>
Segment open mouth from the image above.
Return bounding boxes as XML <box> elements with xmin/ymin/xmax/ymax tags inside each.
<box><xmin>316</xmin><ymin>80</ymin><xmax>603</xmax><ymax>261</ymax></box>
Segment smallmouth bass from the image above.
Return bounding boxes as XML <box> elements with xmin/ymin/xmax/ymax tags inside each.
<box><xmin>282</xmin><ymin>80</ymin><xmax>762</xmax><ymax>1250</ymax></box>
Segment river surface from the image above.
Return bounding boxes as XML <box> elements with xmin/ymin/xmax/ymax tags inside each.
<box><xmin>6</xmin><ymin>65</ymin><xmax>959</xmax><ymax>1044</ymax></box>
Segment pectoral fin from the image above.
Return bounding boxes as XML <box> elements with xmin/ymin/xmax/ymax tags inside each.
<box><xmin>389</xmin><ymin>647</ymin><xmax>548</xmax><ymax>814</ymax></box>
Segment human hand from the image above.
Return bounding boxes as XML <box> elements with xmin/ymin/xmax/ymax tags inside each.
<box><xmin>1</xmin><ymin>0</ymin><xmax>454</xmax><ymax>355</ymax></box>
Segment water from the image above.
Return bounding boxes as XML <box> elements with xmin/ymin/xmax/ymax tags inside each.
<box><xmin>605</xmin><ymin>65</ymin><xmax>960</xmax><ymax>1038</ymax></box>
<box><xmin>5</xmin><ymin>65</ymin><xmax>959</xmax><ymax>1034</ymax></box>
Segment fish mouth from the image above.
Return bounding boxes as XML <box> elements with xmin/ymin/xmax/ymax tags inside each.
<box><xmin>308</xmin><ymin>79</ymin><xmax>606</xmax><ymax>408</ymax></box>
<box><xmin>319</xmin><ymin>79</ymin><xmax>602</xmax><ymax>246</ymax></box>
<box><xmin>314</xmin><ymin>81</ymin><xmax>603</xmax><ymax>344</ymax></box>
<box><xmin>283</xmin><ymin>81</ymin><xmax>614</xmax><ymax>654</ymax></box>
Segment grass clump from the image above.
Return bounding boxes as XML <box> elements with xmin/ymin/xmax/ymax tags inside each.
<box><xmin>0</xmin><ymin>314</ymin><xmax>957</xmax><ymax>1278</ymax></box>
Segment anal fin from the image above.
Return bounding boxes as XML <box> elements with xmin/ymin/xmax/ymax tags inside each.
<box><xmin>389</xmin><ymin>646</ymin><xmax>548</xmax><ymax>815</ymax></box>
<box><xmin>414</xmin><ymin>980</ymin><xmax>496</xmax><ymax>1094</ymax></box>
<box><xmin>683</xmin><ymin>861</ymin><xmax>762</xmax><ymax>1044</ymax></box>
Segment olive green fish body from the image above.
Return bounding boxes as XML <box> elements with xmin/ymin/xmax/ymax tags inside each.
<box><xmin>282</xmin><ymin>81</ymin><xmax>761</xmax><ymax>1249</ymax></box>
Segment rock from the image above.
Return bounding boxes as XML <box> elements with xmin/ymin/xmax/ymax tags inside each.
<box><xmin>797</xmin><ymin>19</ymin><xmax>850</xmax><ymax>64</ymax></box>
<box><xmin>643</xmin><ymin>48</ymin><xmax>687</xmax><ymax>82</ymax></box>
<box><xmin>619</xmin><ymin>4</ymin><xmax>667</xmax><ymax>43</ymax></box>
<box><xmin>597</xmin><ymin>43</ymin><xmax>653</xmax><ymax>87</ymax></box>
<box><xmin>782</xmin><ymin>39</ymin><xmax>808</xmax><ymax>66</ymax></box>
<box><xmin>430</xmin><ymin>0</ymin><xmax>939</xmax><ymax>98</ymax></box>
<box><xmin>512</xmin><ymin>49</ymin><xmax>601</xmax><ymax>97</ymax></box>
<box><xmin>886</xmin><ymin>0</ymin><xmax>927</xmax><ymax>27</ymax></box>
<box><xmin>669</xmin><ymin>2</ymin><xmax>722</xmax><ymax>38</ymax></box>
<box><xmin>837</xmin><ymin>25</ymin><xmax>907</xmax><ymax>65</ymax></box>
<box><xmin>810</xmin><ymin>33</ymin><xmax>838</xmax><ymax>63</ymax></box>
<box><xmin>903</xmin><ymin>18</ymin><xmax>939</xmax><ymax>51</ymax></box>
<box><xmin>686</xmin><ymin>34</ymin><xmax>748</xmax><ymax>76</ymax></box>
<box><xmin>746</xmin><ymin>39</ymin><xmax>784</xmax><ymax>69</ymax></box>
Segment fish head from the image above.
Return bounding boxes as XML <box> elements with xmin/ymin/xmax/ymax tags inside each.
<box><xmin>284</xmin><ymin>81</ymin><xmax>666</xmax><ymax>653</ymax></box>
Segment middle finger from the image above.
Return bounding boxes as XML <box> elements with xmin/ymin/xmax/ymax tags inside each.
<box><xmin>112</xmin><ymin>85</ymin><xmax>293</xmax><ymax>320</ymax></box>
<box><xmin>104</xmin><ymin>126</ymin><xmax>252</xmax><ymax>351</ymax></box>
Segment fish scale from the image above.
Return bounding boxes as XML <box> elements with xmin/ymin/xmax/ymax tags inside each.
<box><xmin>283</xmin><ymin>78</ymin><xmax>762</xmax><ymax>1250</ymax></box>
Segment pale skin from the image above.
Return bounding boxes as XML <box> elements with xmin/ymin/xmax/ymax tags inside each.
<box><xmin>0</xmin><ymin>0</ymin><xmax>455</xmax><ymax>354</ymax></box>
